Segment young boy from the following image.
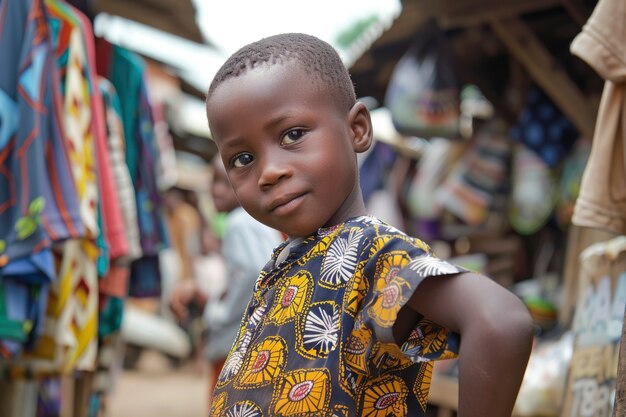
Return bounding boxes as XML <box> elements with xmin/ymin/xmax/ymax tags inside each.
<box><xmin>204</xmin><ymin>33</ymin><xmax>533</xmax><ymax>417</ymax></box>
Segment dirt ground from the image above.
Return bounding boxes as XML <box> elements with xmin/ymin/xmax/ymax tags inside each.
<box><xmin>105</xmin><ymin>350</ymin><xmax>210</xmax><ymax>417</ymax></box>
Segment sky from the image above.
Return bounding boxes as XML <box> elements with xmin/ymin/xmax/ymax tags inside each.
<box><xmin>193</xmin><ymin>0</ymin><xmax>402</xmax><ymax>57</ymax></box>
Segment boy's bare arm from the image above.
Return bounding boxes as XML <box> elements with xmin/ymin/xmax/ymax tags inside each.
<box><xmin>404</xmin><ymin>272</ymin><xmax>534</xmax><ymax>417</ymax></box>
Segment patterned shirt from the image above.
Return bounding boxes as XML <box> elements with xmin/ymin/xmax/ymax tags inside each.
<box><xmin>210</xmin><ymin>216</ymin><xmax>464</xmax><ymax>417</ymax></box>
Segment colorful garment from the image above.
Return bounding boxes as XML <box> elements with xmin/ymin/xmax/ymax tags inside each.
<box><xmin>47</xmin><ymin>0</ymin><xmax>98</xmax><ymax>240</ymax></box>
<box><xmin>107</xmin><ymin>46</ymin><xmax>168</xmax><ymax>255</ymax></box>
<box><xmin>106</xmin><ymin>46</ymin><xmax>169</xmax><ymax>297</ymax></box>
<box><xmin>570</xmin><ymin>0</ymin><xmax>626</xmax><ymax>235</ymax></box>
<box><xmin>210</xmin><ymin>216</ymin><xmax>464</xmax><ymax>417</ymax></box>
<box><xmin>75</xmin><ymin>7</ymin><xmax>128</xmax><ymax>263</ymax></box>
<box><xmin>133</xmin><ymin>80</ymin><xmax>169</xmax><ymax>256</ymax></box>
<box><xmin>26</xmin><ymin>239</ymin><xmax>98</xmax><ymax>373</ymax></box>
<box><xmin>0</xmin><ymin>0</ymin><xmax>83</xmax><ymax>261</ymax></box>
<box><xmin>0</xmin><ymin>0</ymin><xmax>84</xmax><ymax>359</ymax></box>
<box><xmin>26</xmin><ymin>1</ymin><xmax>100</xmax><ymax>373</ymax></box>
<box><xmin>98</xmin><ymin>78</ymin><xmax>142</xmax><ymax>263</ymax></box>
<box><xmin>0</xmin><ymin>251</ymin><xmax>54</xmax><ymax>359</ymax></box>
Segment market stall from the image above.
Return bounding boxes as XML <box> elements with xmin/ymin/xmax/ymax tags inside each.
<box><xmin>350</xmin><ymin>1</ymin><xmax>625</xmax><ymax>416</ymax></box>
<box><xmin>1</xmin><ymin>0</ymin><xmax>624</xmax><ymax>416</ymax></box>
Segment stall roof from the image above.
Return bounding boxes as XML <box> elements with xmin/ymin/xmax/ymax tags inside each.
<box><xmin>349</xmin><ymin>0</ymin><xmax>600</xmax><ymax>138</ymax></box>
<box><xmin>94</xmin><ymin>0</ymin><xmax>401</xmax><ymax>94</ymax></box>
<box><xmin>93</xmin><ymin>0</ymin><xmax>206</xmax><ymax>43</ymax></box>
<box><xmin>93</xmin><ymin>0</ymin><xmax>601</xmax><ymax>141</ymax></box>
<box><xmin>350</xmin><ymin>0</ymin><xmax>592</xmax><ymax>100</ymax></box>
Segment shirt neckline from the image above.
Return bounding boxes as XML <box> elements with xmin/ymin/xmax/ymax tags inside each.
<box><xmin>274</xmin><ymin>215</ymin><xmax>378</xmax><ymax>266</ymax></box>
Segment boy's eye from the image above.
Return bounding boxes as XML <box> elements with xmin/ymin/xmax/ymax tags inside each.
<box><xmin>232</xmin><ymin>153</ymin><xmax>254</xmax><ymax>168</ymax></box>
<box><xmin>281</xmin><ymin>129</ymin><xmax>306</xmax><ymax>145</ymax></box>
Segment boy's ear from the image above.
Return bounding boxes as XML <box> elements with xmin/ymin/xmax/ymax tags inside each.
<box><xmin>348</xmin><ymin>102</ymin><xmax>373</xmax><ymax>153</ymax></box>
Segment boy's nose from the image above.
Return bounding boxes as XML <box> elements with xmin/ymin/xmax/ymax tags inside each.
<box><xmin>258</xmin><ymin>156</ymin><xmax>292</xmax><ymax>188</ymax></box>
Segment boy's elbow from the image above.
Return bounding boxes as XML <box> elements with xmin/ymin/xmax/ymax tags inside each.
<box><xmin>503</xmin><ymin>303</ymin><xmax>534</xmax><ymax>345</ymax></box>
<box><xmin>483</xmin><ymin>295</ymin><xmax>534</xmax><ymax>352</ymax></box>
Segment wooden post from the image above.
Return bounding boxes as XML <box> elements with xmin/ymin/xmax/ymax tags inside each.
<box><xmin>489</xmin><ymin>17</ymin><xmax>597</xmax><ymax>139</ymax></box>
<box><xmin>613</xmin><ymin>303</ymin><xmax>626</xmax><ymax>417</ymax></box>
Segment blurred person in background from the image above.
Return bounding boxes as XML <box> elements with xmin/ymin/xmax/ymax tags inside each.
<box><xmin>169</xmin><ymin>155</ymin><xmax>283</xmax><ymax>397</ymax></box>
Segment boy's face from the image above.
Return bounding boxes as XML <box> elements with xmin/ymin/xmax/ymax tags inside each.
<box><xmin>206</xmin><ymin>62</ymin><xmax>372</xmax><ymax>237</ymax></box>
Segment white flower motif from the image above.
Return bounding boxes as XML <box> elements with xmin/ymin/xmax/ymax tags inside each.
<box><xmin>239</xmin><ymin>331</ymin><xmax>253</xmax><ymax>351</ymax></box>
<box><xmin>357</xmin><ymin>215</ymin><xmax>380</xmax><ymax>225</ymax></box>
<box><xmin>249</xmin><ymin>305</ymin><xmax>266</xmax><ymax>327</ymax></box>
<box><xmin>379</xmin><ymin>224</ymin><xmax>406</xmax><ymax>236</ymax></box>
<box><xmin>408</xmin><ymin>256</ymin><xmax>460</xmax><ymax>277</ymax></box>
<box><xmin>320</xmin><ymin>229</ymin><xmax>362</xmax><ymax>286</ymax></box>
<box><xmin>221</xmin><ymin>350</ymin><xmax>245</xmax><ymax>380</ymax></box>
<box><xmin>303</xmin><ymin>304</ymin><xmax>340</xmax><ymax>355</ymax></box>
<box><xmin>225</xmin><ymin>401</ymin><xmax>262</xmax><ymax>417</ymax></box>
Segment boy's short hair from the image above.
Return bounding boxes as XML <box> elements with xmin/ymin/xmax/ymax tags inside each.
<box><xmin>207</xmin><ymin>33</ymin><xmax>357</xmax><ymax>111</ymax></box>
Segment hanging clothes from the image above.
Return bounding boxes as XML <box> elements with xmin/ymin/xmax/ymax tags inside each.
<box><xmin>38</xmin><ymin>0</ymin><xmax>100</xmax><ymax>373</ymax></box>
<box><xmin>98</xmin><ymin>44</ymin><xmax>169</xmax><ymax>297</ymax></box>
<box><xmin>570</xmin><ymin>0</ymin><xmax>626</xmax><ymax>235</ymax></box>
<box><xmin>97</xmin><ymin>79</ymin><xmax>142</xmax><ymax>295</ymax></box>
<box><xmin>0</xmin><ymin>0</ymin><xmax>84</xmax><ymax>360</ymax></box>
<box><xmin>1</xmin><ymin>9</ymin><xmax>171</xmax><ymax>416</ymax></box>
<box><xmin>48</xmin><ymin>2</ymin><xmax>99</xmax><ymax>240</ymax></box>
<box><xmin>76</xmin><ymin>8</ymin><xmax>128</xmax><ymax>265</ymax></box>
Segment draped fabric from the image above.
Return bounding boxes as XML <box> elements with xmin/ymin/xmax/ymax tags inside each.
<box><xmin>0</xmin><ymin>0</ymin><xmax>169</xmax><ymax>378</ymax></box>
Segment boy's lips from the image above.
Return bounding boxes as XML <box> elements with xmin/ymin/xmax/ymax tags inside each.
<box><xmin>268</xmin><ymin>192</ymin><xmax>307</xmax><ymax>213</ymax></box>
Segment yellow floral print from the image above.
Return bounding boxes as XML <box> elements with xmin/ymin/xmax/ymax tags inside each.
<box><xmin>369</xmin><ymin>251</ymin><xmax>412</xmax><ymax>328</ymax></box>
<box><xmin>344</xmin><ymin>328</ymin><xmax>372</xmax><ymax>373</ymax></box>
<box><xmin>210</xmin><ymin>391</ymin><xmax>227</xmax><ymax>417</ymax></box>
<box><xmin>224</xmin><ymin>400</ymin><xmax>263</xmax><ymax>417</ymax></box>
<box><xmin>272</xmin><ymin>368</ymin><xmax>331</xmax><ymax>416</ymax></box>
<box><xmin>237</xmin><ymin>336</ymin><xmax>287</xmax><ymax>388</ymax></box>
<box><xmin>332</xmin><ymin>404</ymin><xmax>350</xmax><ymax>417</ymax></box>
<box><xmin>269</xmin><ymin>271</ymin><xmax>313</xmax><ymax>325</ymax></box>
<box><xmin>371</xmin><ymin>342</ymin><xmax>414</xmax><ymax>373</ymax></box>
<box><xmin>296</xmin><ymin>301</ymin><xmax>340</xmax><ymax>359</ymax></box>
<box><xmin>208</xmin><ymin>216</ymin><xmax>463</xmax><ymax>417</ymax></box>
<box><xmin>361</xmin><ymin>375</ymin><xmax>409</xmax><ymax>417</ymax></box>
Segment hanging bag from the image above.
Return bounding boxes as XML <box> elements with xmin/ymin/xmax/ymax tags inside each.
<box><xmin>384</xmin><ymin>20</ymin><xmax>460</xmax><ymax>140</ymax></box>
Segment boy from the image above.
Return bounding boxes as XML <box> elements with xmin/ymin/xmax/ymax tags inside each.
<box><xmin>205</xmin><ymin>33</ymin><xmax>533</xmax><ymax>417</ymax></box>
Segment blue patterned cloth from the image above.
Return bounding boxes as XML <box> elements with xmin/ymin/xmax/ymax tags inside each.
<box><xmin>510</xmin><ymin>87</ymin><xmax>579</xmax><ymax>167</ymax></box>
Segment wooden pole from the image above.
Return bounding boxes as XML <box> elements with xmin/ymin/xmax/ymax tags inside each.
<box><xmin>489</xmin><ymin>17</ymin><xmax>597</xmax><ymax>139</ymax></box>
